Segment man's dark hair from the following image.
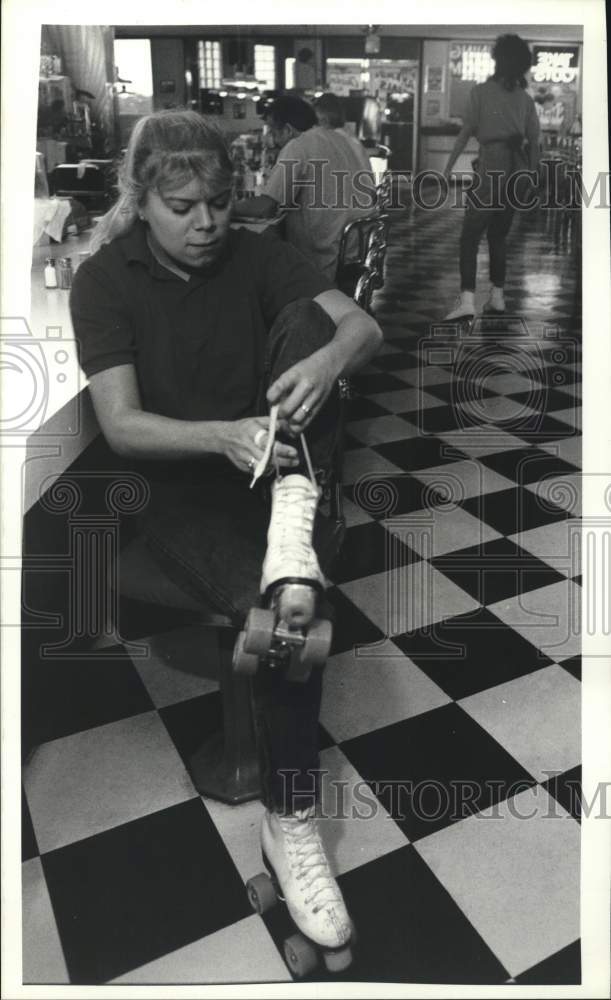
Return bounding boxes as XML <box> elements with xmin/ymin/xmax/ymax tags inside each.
<box><xmin>314</xmin><ymin>92</ymin><xmax>345</xmax><ymax>129</ymax></box>
<box><xmin>265</xmin><ymin>94</ymin><xmax>317</xmax><ymax>133</ymax></box>
<box><xmin>492</xmin><ymin>34</ymin><xmax>533</xmax><ymax>90</ymax></box>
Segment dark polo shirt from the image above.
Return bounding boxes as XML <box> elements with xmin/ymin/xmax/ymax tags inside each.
<box><xmin>70</xmin><ymin>220</ymin><xmax>332</xmax><ymax>422</ymax></box>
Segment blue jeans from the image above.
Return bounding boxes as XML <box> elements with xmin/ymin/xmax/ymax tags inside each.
<box><xmin>136</xmin><ymin>299</ymin><xmax>341</xmax><ymax>811</ymax></box>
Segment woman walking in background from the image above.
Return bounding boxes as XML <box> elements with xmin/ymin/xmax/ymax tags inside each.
<box><xmin>443</xmin><ymin>34</ymin><xmax>541</xmax><ymax>321</ymax></box>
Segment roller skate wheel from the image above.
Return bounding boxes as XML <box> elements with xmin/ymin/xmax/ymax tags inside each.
<box><xmin>300</xmin><ymin>619</ymin><xmax>333</xmax><ymax>668</ymax></box>
<box><xmin>243</xmin><ymin>608</ymin><xmax>275</xmax><ymax>655</ymax></box>
<box><xmin>245</xmin><ymin>873</ymin><xmax>277</xmax><ymax>915</ymax></box>
<box><xmin>283</xmin><ymin>932</ymin><xmax>318</xmax><ymax>978</ymax></box>
<box><xmin>278</xmin><ymin>584</ymin><xmax>316</xmax><ymax>628</ymax></box>
<box><xmin>323</xmin><ymin>943</ymin><xmax>353</xmax><ymax>973</ymax></box>
<box><xmin>232</xmin><ymin>632</ymin><xmax>260</xmax><ymax>675</ymax></box>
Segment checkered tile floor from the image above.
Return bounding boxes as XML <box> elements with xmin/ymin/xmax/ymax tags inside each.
<box><xmin>22</xmin><ymin>202</ymin><xmax>582</xmax><ymax>986</ymax></box>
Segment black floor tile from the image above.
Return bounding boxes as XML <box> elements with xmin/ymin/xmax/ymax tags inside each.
<box><xmin>350</xmin><ymin>371</ymin><xmax>409</xmax><ymax>395</ymax></box>
<box><xmin>431</xmin><ymin>538</ymin><xmax>565</xmax><ymax>605</ymax></box>
<box><xmin>345</xmin><ymin>396</ymin><xmax>392</xmax><ymax>421</ymax></box>
<box><xmin>373</xmin><ymin>437</ymin><xmax>466</xmax><ymax>473</ymax></box>
<box><xmin>345</xmin><ymin>473</ymin><xmax>433</xmax><ymax>520</ymax></box>
<box><xmin>328</xmin><ymin>520</ymin><xmax>419</xmax><ymax>585</ymax></box>
<box><xmin>462</xmin><ymin>487</ymin><xmax>574</xmax><ymax>536</ymax></box>
<box><xmin>117</xmin><ymin>596</ymin><xmax>204</xmax><ymax>642</ymax></box>
<box><xmin>22</xmin><ymin>786</ymin><xmax>39</xmax><ymax>862</ymax></box>
<box><xmin>514</xmin><ymin>939</ymin><xmax>581</xmax><ymax>985</ymax></box>
<box><xmin>261</xmin><ymin>846</ymin><xmax>508</xmax><ymax>983</ymax></box>
<box><xmin>393</xmin><ymin>607</ymin><xmax>552</xmax><ymax>699</ymax></box>
<box><xmin>340</xmin><ymin>702</ymin><xmax>536</xmax><ymax>841</ymax></box>
<box><xmin>506</xmin><ymin>387</ymin><xmax>580</xmax><ymax>414</ymax></box>
<box><xmin>327</xmin><ymin>587</ymin><xmax>384</xmax><ymax>656</ymax></box>
<box><xmin>425</xmin><ymin>380</ymin><xmax>495</xmax><ymax>407</ymax></box>
<box><xmin>558</xmin><ymin>655</ymin><xmax>581</xmax><ymax>681</ymax></box>
<box><xmin>23</xmin><ymin>648</ymin><xmax>155</xmax><ymax>746</ymax></box>
<box><xmin>41</xmin><ymin>798</ymin><xmax>251</xmax><ymax>983</ymax></box>
<box><xmin>399</xmin><ymin>403</ymin><xmax>468</xmax><ymax>434</ymax></box>
<box><xmin>370</xmin><ymin>352</ymin><xmax>418</xmax><ymax>371</ymax></box>
<box><xmin>478</xmin><ymin>447</ymin><xmax>579</xmax><ymax>485</ymax></box>
<box><xmin>542</xmin><ymin>765</ymin><xmax>582</xmax><ymax>823</ymax></box>
<box><xmin>343</xmin><ymin>431</ymin><xmax>363</xmax><ymax>451</ymax></box>
<box><xmin>158</xmin><ymin>692</ymin><xmax>223</xmax><ymax>774</ymax></box>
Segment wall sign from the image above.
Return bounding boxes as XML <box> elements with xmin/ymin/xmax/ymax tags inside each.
<box><xmin>449</xmin><ymin>43</ymin><xmax>494</xmax><ymax>83</ymax></box>
<box><xmin>425</xmin><ymin>65</ymin><xmax>444</xmax><ymax>93</ymax></box>
<box><xmin>532</xmin><ymin>46</ymin><xmax>579</xmax><ymax>84</ymax></box>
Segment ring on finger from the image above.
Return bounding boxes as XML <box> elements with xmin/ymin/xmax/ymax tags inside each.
<box><xmin>247</xmin><ymin>456</ymin><xmax>255</xmax><ymax>470</ymax></box>
<box><xmin>300</xmin><ymin>403</ymin><xmax>310</xmax><ymax>415</ymax></box>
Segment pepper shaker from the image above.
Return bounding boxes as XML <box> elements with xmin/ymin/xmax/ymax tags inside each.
<box><xmin>58</xmin><ymin>257</ymin><xmax>73</xmax><ymax>290</ymax></box>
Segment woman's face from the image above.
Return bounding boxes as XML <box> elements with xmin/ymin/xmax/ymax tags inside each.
<box><xmin>142</xmin><ymin>174</ymin><xmax>233</xmax><ymax>268</ymax></box>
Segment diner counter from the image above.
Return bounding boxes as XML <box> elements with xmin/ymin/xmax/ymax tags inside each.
<box><xmin>29</xmin><ymin>215</ymin><xmax>286</xmax><ymax>425</ymax></box>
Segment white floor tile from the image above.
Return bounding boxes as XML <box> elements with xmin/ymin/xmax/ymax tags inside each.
<box><xmin>339</xmin><ymin>563</ymin><xmax>479</xmax><ymax>636</ymax></box>
<box><xmin>318</xmin><ymin>746</ymin><xmax>410</xmax><ymax>875</ymax></box>
<box><xmin>458</xmin><ymin>664</ymin><xmax>581</xmax><ymax>781</ymax></box>
<box><xmin>413</xmin><ymin>458</ymin><xmax>516</xmax><ymax>501</ymax></box>
<box><xmin>320</xmin><ymin>644</ymin><xmax>450</xmax><ymax>743</ymax></box>
<box><xmin>416</xmin><ymin>786</ymin><xmax>580</xmax><ymax>977</ymax></box>
<box><xmin>24</xmin><ymin>712</ymin><xmax>196</xmax><ymax>853</ymax></box>
<box><xmin>131</xmin><ymin>627</ymin><xmax>220</xmax><ymax>708</ymax></box>
<box><xmin>509</xmin><ymin>521</ymin><xmax>579</xmax><ymax>577</ymax></box>
<box><xmin>383</xmin><ymin>506</ymin><xmax>501</xmax><ymax>558</ymax></box>
<box><xmin>22</xmin><ymin>858</ymin><xmax>70</xmax><ymax>984</ymax></box>
<box><xmin>110</xmin><ymin>914</ymin><xmax>290</xmax><ymax>984</ymax></box>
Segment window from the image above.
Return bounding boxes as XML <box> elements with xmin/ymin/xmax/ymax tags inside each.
<box><xmin>113</xmin><ymin>39</ymin><xmax>153</xmax><ymax>114</ymax></box>
<box><xmin>198</xmin><ymin>40</ymin><xmax>222</xmax><ymax>89</ymax></box>
<box><xmin>284</xmin><ymin>57</ymin><xmax>295</xmax><ymax>89</ymax></box>
<box><xmin>254</xmin><ymin>44</ymin><xmax>276</xmax><ymax>90</ymax></box>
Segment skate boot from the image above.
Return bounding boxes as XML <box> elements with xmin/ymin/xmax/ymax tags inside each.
<box><xmin>245</xmin><ymin>807</ymin><xmax>354</xmax><ymax>977</ymax></box>
<box><xmin>233</xmin><ymin>467</ymin><xmax>333</xmax><ymax>682</ymax></box>
<box><xmin>443</xmin><ymin>290</ymin><xmax>475</xmax><ymax>323</ymax></box>
<box><xmin>483</xmin><ymin>285</ymin><xmax>506</xmax><ymax>314</ymax></box>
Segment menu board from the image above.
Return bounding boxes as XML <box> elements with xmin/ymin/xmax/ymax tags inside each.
<box><xmin>368</xmin><ymin>60</ymin><xmax>418</xmax><ymax>100</ymax></box>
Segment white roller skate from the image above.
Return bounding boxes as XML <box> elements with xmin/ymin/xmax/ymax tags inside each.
<box><xmin>483</xmin><ymin>285</ymin><xmax>506</xmax><ymax>314</ymax></box>
<box><xmin>246</xmin><ymin>806</ymin><xmax>354</xmax><ymax>977</ymax></box>
<box><xmin>233</xmin><ymin>425</ymin><xmax>333</xmax><ymax>682</ymax></box>
<box><xmin>443</xmin><ymin>290</ymin><xmax>475</xmax><ymax>324</ymax></box>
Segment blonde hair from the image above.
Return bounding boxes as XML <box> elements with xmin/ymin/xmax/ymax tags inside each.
<box><xmin>90</xmin><ymin>110</ymin><xmax>234</xmax><ymax>253</ymax></box>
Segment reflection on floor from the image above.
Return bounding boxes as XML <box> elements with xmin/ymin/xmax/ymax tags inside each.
<box><xmin>22</xmin><ymin>200</ymin><xmax>583</xmax><ymax>986</ymax></box>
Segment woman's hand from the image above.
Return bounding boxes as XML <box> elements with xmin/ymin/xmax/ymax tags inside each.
<box><xmin>221</xmin><ymin>416</ymin><xmax>300</xmax><ymax>474</ymax></box>
<box><xmin>266</xmin><ymin>350</ymin><xmax>341</xmax><ymax>436</ymax></box>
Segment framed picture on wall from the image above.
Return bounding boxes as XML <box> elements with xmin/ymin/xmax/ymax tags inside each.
<box><xmin>425</xmin><ymin>65</ymin><xmax>444</xmax><ymax>93</ymax></box>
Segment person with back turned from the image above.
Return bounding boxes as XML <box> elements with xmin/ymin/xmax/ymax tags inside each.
<box><xmin>442</xmin><ymin>34</ymin><xmax>541</xmax><ymax>321</ymax></box>
<box><xmin>234</xmin><ymin>93</ymin><xmax>375</xmax><ymax>282</ymax></box>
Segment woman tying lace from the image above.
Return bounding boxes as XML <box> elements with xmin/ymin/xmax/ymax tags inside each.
<box><xmin>70</xmin><ymin>110</ymin><xmax>382</xmax><ymax>955</ymax></box>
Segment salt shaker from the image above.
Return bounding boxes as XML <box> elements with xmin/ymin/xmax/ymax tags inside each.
<box><xmin>44</xmin><ymin>257</ymin><xmax>58</xmax><ymax>289</ymax></box>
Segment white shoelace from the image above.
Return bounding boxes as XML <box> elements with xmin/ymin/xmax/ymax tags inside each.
<box><xmin>250</xmin><ymin>404</ymin><xmax>317</xmax><ymax>490</ymax></box>
<box><xmin>280</xmin><ymin>810</ymin><xmax>342</xmax><ymax>913</ymax></box>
